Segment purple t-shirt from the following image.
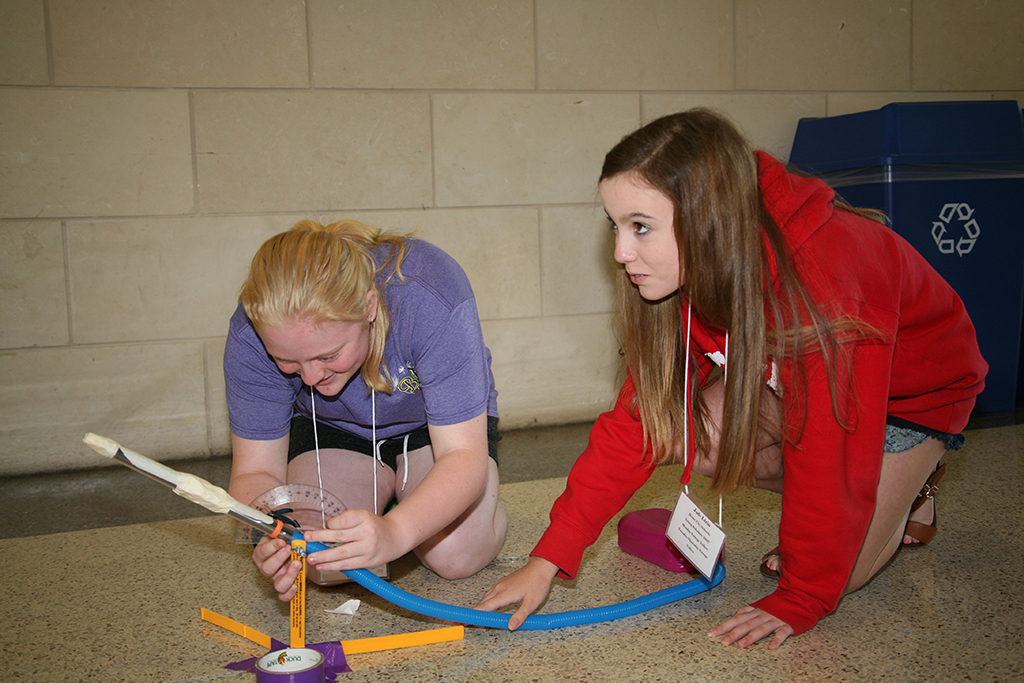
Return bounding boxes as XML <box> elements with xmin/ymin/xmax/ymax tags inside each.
<box><xmin>224</xmin><ymin>238</ymin><xmax>498</xmax><ymax>442</ymax></box>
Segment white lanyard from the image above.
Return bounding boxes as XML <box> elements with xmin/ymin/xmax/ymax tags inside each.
<box><xmin>310</xmin><ymin>386</ymin><xmax>327</xmax><ymax>528</ymax></box>
<box><xmin>312</xmin><ymin>385</ymin><xmax>409</xmax><ymax>521</ymax></box>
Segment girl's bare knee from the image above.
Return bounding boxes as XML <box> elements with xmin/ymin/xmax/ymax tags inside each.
<box><xmin>419</xmin><ymin>529</ymin><xmax>505</xmax><ymax>580</ymax></box>
<box><xmin>422</xmin><ymin>553</ymin><xmax>488</xmax><ymax>581</ymax></box>
<box><xmin>417</xmin><ymin>493</ymin><xmax>507</xmax><ymax>580</ymax></box>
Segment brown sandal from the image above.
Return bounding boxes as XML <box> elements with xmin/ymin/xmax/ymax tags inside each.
<box><xmin>903</xmin><ymin>462</ymin><xmax>945</xmax><ymax>545</ymax></box>
<box><xmin>759</xmin><ymin>546</ymin><xmax>781</xmax><ymax>579</ymax></box>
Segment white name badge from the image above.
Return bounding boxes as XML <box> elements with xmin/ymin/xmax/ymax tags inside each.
<box><xmin>666</xmin><ymin>490</ymin><xmax>725</xmax><ymax>580</ymax></box>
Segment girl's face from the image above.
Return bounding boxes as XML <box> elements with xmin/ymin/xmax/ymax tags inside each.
<box><xmin>259</xmin><ymin>294</ymin><xmax>377</xmax><ymax>397</ymax></box>
<box><xmin>600</xmin><ymin>173</ymin><xmax>682</xmax><ymax>301</ymax></box>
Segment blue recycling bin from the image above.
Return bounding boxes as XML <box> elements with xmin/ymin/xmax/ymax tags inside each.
<box><xmin>790</xmin><ymin>101</ymin><xmax>1024</xmax><ymax>415</ymax></box>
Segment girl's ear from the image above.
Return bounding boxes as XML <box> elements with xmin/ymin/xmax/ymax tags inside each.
<box><xmin>365</xmin><ymin>289</ymin><xmax>379</xmax><ymax>323</ymax></box>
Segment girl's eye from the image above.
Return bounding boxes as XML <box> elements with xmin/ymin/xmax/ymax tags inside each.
<box><xmin>318</xmin><ymin>354</ymin><xmax>337</xmax><ymax>363</ymax></box>
<box><xmin>634</xmin><ymin>222</ymin><xmax>650</xmax><ymax>235</ymax></box>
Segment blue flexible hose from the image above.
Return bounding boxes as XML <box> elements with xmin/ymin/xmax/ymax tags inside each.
<box><xmin>298</xmin><ymin>536</ymin><xmax>725</xmax><ymax>630</ymax></box>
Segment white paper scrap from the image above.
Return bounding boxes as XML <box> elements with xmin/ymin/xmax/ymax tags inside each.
<box><xmin>325</xmin><ymin>599</ymin><xmax>361</xmax><ymax>615</ymax></box>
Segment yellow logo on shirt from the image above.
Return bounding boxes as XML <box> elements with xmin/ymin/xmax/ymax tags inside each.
<box><xmin>397</xmin><ymin>367</ymin><xmax>420</xmax><ymax>394</ymax></box>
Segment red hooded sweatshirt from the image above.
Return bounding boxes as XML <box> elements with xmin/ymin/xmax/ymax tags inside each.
<box><xmin>531</xmin><ymin>152</ymin><xmax>987</xmax><ymax>635</ymax></box>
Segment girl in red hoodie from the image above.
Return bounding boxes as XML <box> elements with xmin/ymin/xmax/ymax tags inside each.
<box><xmin>476</xmin><ymin>109</ymin><xmax>986</xmax><ymax>648</ymax></box>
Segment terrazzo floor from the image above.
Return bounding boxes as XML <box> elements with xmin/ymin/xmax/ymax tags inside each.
<box><xmin>0</xmin><ymin>415</ymin><xmax>1020</xmax><ymax>682</ymax></box>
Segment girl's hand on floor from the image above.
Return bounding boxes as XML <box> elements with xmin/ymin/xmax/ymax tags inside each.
<box><xmin>475</xmin><ymin>556</ymin><xmax>560</xmax><ymax>630</ymax></box>
<box><xmin>709</xmin><ymin>605</ymin><xmax>794</xmax><ymax>649</ymax></box>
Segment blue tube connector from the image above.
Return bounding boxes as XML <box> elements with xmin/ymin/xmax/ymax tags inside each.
<box><xmin>298</xmin><ymin>535</ymin><xmax>725</xmax><ymax>630</ymax></box>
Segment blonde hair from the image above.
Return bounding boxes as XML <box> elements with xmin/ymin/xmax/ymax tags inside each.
<box><xmin>240</xmin><ymin>219</ymin><xmax>410</xmax><ymax>392</ymax></box>
<box><xmin>602</xmin><ymin>109</ymin><xmax>878</xmax><ymax>494</ymax></box>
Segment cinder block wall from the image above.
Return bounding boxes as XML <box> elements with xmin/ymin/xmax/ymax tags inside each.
<box><xmin>2</xmin><ymin>1</ymin><xmax>1022</xmax><ymax>475</ymax></box>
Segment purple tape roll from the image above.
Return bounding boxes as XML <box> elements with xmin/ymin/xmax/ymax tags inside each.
<box><xmin>255</xmin><ymin>648</ymin><xmax>325</xmax><ymax>683</ymax></box>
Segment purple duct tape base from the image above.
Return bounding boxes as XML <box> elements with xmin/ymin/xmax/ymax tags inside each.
<box><xmin>226</xmin><ymin>640</ymin><xmax>351</xmax><ymax>681</ymax></box>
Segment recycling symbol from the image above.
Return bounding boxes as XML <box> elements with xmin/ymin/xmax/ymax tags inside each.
<box><xmin>931</xmin><ymin>203</ymin><xmax>979</xmax><ymax>256</ymax></box>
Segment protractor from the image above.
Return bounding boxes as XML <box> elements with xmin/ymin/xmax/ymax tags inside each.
<box><xmin>235</xmin><ymin>484</ymin><xmax>347</xmax><ymax>545</ymax></box>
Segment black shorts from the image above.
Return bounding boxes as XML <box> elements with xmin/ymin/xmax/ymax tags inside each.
<box><xmin>287</xmin><ymin>415</ymin><xmax>501</xmax><ymax>472</ymax></box>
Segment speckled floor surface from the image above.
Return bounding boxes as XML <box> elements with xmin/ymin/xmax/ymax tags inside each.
<box><xmin>0</xmin><ymin>418</ymin><xmax>1021</xmax><ymax>682</ymax></box>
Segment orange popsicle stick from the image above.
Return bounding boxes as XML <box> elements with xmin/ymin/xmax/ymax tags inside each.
<box><xmin>200</xmin><ymin>607</ymin><xmax>273</xmax><ymax>650</ymax></box>
<box><xmin>340</xmin><ymin>625</ymin><xmax>465</xmax><ymax>655</ymax></box>
<box><xmin>289</xmin><ymin>539</ymin><xmax>306</xmax><ymax>648</ymax></box>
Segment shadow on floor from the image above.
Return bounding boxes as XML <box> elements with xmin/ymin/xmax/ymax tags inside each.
<box><xmin>4</xmin><ymin>401</ymin><xmax>1021</xmax><ymax>541</ymax></box>
<box><xmin>0</xmin><ymin>421</ymin><xmax>594</xmax><ymax>539</ymax></box>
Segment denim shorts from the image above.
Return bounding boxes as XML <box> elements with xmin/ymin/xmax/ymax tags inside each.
<box><xmin>884</xmin><ymin>416</ymin><xmax>965</xmax><ymax>453</ymax></box>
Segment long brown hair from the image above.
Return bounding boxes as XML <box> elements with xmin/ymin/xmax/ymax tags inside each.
<box><xmin>602</xmin><ymin>109</ymin><xmax>872</xmax><ymax>493</ymax></box>
<box><xmin>240</xmin><ymin>219</ymin><xmax>410</xmax><ymax>392</ymax></box>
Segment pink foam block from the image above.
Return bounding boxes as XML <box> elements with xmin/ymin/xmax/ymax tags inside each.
<box><xmin>617</xmin><ymin>508</ymin><xmax>696</xmax><ymax>573</ymax></box>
